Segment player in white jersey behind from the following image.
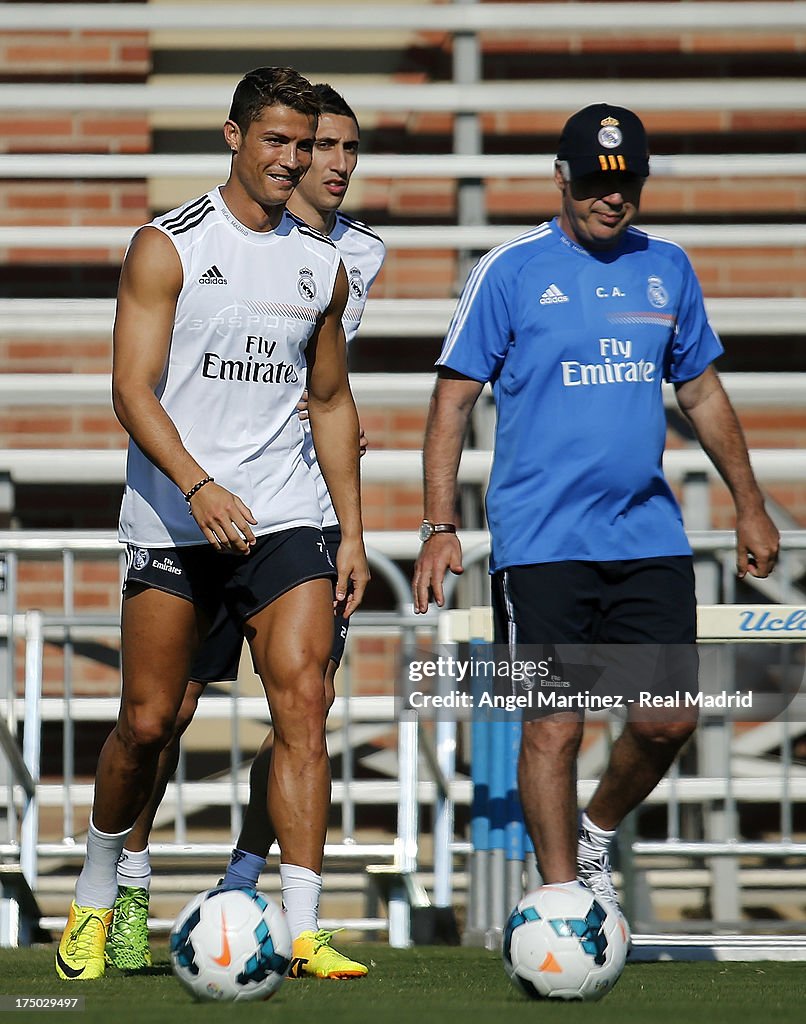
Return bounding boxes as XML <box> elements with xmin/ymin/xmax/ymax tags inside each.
<box><xmin>104</xmin><ymin>85</ymin><xmax>385</xmax><ymax>979</ymax></box>
<box><xmin>56</xmin><ymin>68</ymin><xmax>370</xmax><ymax>982</ymax></box>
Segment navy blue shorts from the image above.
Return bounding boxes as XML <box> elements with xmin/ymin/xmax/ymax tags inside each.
<box><xmin>491</xmin><ymin>557</ymin><xmax>698</xmax><ymax>716</ymax></box>
<box><xmin>124</xmin><ymin>525</ymin><xmax>335</xmax><ymax>633</ymax></box>
<box><xmin>185</xmin><ymin>525</ymin><xmax>347</xmax><ymax>685</ymax></box>
<box><xmin>492</xmin><ymin>557</ymin><xmax>696</xmax><ymax>645</ymax></box>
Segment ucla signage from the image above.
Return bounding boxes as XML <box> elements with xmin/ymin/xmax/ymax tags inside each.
<box><xmin>697</xmin><ymin>605</ymin><xmax>806</xmax><ymax>641</ymax></box>
<box><xmin>738</xmin><ymin>608</ymin><xmax>806</xmax><ymax>635</ymax></box>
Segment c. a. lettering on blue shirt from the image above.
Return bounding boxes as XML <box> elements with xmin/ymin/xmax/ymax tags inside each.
<box><xmin>437</xmin><ymin>218</ymin><xmax>723</xmax><ymax>572</ymax></box>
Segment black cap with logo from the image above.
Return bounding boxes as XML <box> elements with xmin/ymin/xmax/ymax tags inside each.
<box><xmin>557</xmin><ymin>103</ymin><xmax>650</xmax><ymax>179</ymax></box>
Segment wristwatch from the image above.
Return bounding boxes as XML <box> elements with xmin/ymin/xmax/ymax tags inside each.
<box><xmin>418</xmin><ymin>520</ymin><xmax>457</xmax><ymax>543</ymax></box>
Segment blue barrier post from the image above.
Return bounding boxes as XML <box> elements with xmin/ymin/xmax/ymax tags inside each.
<box><xmin>468</xmin><ymin>636</ymin><xmax>491</xmax><ymax>941</ymax></box>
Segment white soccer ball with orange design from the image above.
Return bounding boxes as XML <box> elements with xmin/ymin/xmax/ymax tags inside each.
<box><xmin>502</xmin><ymin>882</ymin><xmax>629</xmax><ymax>1001</ymax></box>
<box><xmin>170</xmin><ymin>887</ymin><xmax>291</xmax><ymax>1002</ymax></box>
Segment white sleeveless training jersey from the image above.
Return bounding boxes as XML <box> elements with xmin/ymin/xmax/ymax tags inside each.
<box><xmin>118</xmin><ymin>187</ymin><xmax>342</xmax><ymax>547</ymax></box>
<box><xmin>330</xmin><ymin>212</ymin><xmax>386</xmax><ymax>346</ymax></box>
<box><xmin>302</xmin><ymin>211</ymin><xmax>386</xmax><ymax>527</ymax></box>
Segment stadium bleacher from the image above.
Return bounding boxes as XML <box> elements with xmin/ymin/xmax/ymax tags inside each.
<box><xmin>1</xmin><ymin>1</ymin><xmax>805</xmax><ymax>945</ymax></box>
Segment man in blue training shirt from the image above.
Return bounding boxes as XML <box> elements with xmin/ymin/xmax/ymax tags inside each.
<box><xmin>412</xmin><ymin>104</ymin><xmax>779</xmax><ymax>915</ymax></box>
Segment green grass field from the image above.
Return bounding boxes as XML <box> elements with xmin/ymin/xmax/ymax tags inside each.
<box><xmin>1</xmin><ymin>945</ymin><xmax>804</xmax><ymax>1024</ymax></box>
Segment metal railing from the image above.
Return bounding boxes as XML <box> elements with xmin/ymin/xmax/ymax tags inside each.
<box><xmin>2</xmin><ymin>299</ymin><xmax>804</xmax><ymax>339</ymax></box>
<box><xmin>0</xmin><ymin>446</ymin><xmax>803</xmax><ymax>487</ymax></box>
<box><xmin>2</xmin><ymin>223</ymin><xmax>804</xmax><ymax>252</ymax></box>
<box><xmin>1</xmin><ymin>372</ymin><xmax>804</xmax><ymax>410</ymax></box>
<box><xmin>3</xmin><ymin>3</ymin><xmax>805</xmax><ymax>34</ymax></box>
<box><xmin>436</xmin><ymin>594</ymin><xmax>806</xmax><ymax>945</ymax></box>
<box><xmin>0</xmin><ymin>80</ymin><xmax>803</xmax><ymax>114</ymax></box>
<box><xmin>2</xmin><ymin>153</ymin><xmax>806</xmax><ymax>181</ymax></box>
<box><xmin>0</xmin><ymin>535</ymin><xmax>431</xmax><ymax>946</ymax></box>
<box><xmin>2</xmin><ymin>530</ymin><xmax>806</xmax><ymax>945</ymax></box>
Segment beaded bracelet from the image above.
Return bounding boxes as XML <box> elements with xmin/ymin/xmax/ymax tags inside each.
<box><xmin>184</xmin><ymin>476</ymin><xmax>214</xmax><ymax>510</ymax></box>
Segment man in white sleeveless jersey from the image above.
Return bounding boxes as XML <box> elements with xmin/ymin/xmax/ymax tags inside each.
<box><xmin>56</xmin><ymin>67</ymin><xmax>369</xmax><ymax>982</ymax></box>
<box><xmin>105</xmin><ymin>85</ymin><xmax>385</xmax><ymax>980</ymax></box>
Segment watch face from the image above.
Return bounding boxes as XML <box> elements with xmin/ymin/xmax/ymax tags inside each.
<box><xmin>418</xmin><ymin>522</ymin><xmax>433</xmax><ymax>542</ymax></box>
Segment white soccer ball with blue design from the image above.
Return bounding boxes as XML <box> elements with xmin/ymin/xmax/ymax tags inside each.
<box><xmin>502</xmin><ymin>882</ymin><xmax>629</xmax><ymax>1001</ymax></box>
<box><xmin>170</xmin><ymin>887</ymin><xmax>291</xmax><ymax>1002</ymax></box>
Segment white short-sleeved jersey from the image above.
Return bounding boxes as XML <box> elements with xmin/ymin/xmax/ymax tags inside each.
<box><xmin>118</xmin><ymin>188</ymin><xmax>342</xmax><ymax>547</ymax></box>
<box><xmin>302</xmin><ymin>212</ymin><xmax>385</xmax><ymax>527</ymax></box>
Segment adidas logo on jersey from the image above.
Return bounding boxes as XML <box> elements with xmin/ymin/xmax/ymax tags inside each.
<box><xmin>539</xmin><ymin>283</ymin><xmax>569</xmax><ymax>305</ymax></box>
<box><xmin>199</xmin><ymin>265</ymin><xmax>227</xmax><ymax>285</ymax></box>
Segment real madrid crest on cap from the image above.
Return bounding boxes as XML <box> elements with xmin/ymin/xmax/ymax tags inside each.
<box><xmin>557</xmin><ymin>103</ymin><xmax>650</xmax><ymax>179</ymax></box>
<box><xmin>348</xmin><ymin>266</ymin><xmax>365</xmax><ymax>300</ymax></box>
<box><xmin>597</xmin><ymin>115</ymin><xmax>622</xmax><ymax>149</ymax></box>
<box><xmin>297</xmin><ymin>267</ymin><xmax>317</xmax><ymax>302</ymax></box>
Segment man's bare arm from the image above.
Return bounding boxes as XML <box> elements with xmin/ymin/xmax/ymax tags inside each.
<box><xmin>111</xmin><ymin>227</ymin><xmax>257</xmax><ymax>552</ymax></box>
<box><xmin>307</xmin><ymin>264</ymin><xmax>370</xmax><ymax>615</ymax></box>
<box><xmin>412</xmin><ymin>369</ymin><xmax>484</xmax><ymax>612</ymax></box>
<box><xmin>675</xmin><ymin>365</ymin><xmax>779</xmax><ymax>578</ymax></box>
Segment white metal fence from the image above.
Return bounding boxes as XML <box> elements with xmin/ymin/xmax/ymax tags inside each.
<box><xmin>1</xmin><ymin>80</ymin><xmax>803</xmax><ymax>114</ymax></box>
<box><xmin>4</xmin><ymin>3</ymin><xmax>806</xmax><ymax>34</ymax></box>
<box><xmin>3</xmin><ymin>153</ymin><xmax>806</xmax><ymax>181</ymax></box>
<box><xmin>0</xmin><ymin>533</ymin><xmax>425</xmax><ymax>946</ymax></box>
<box><xmin>2</xmin><ymin>300</ymin><xmax>804</xmax><ymax>341</ymax></box>
<box><xmin>1</xmin><ymin>531</ymin><xmax>806</xmax><ymax>952</ymax></box>
<box><xmin>435</xmin><ymin>600</ymin><xmax>806</xmax><ymax>953</ymax></box>
<box><xmin>0</xmin><ymin>446</ymin><xmax>803</xmax><ymax>488</ymax></box>
<box><xmin>2</xmin><ymin>224</ymin><xmax>804</xmax><ymax>252</ymax></box>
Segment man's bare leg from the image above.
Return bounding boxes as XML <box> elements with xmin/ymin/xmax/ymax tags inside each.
<box><xmin>245</xmin><ymin>580</ymin><xmax>367</xmax><ymax>978</ymax></box>
<box><xmin>586</xmin><ymin>715</ymin><xmax>697</xmax><ymax>829</ymax></box>
<box><xmin>123</xmin><ymin>681</ymin><xmax>205</xmax><ymax>855</ymax></box>
<box><xmin>579</xmin><ymin>711</ymin><xmax>697</xmax><ymax>912</ymax></box>
<box><xmin>57</xmin><ymin>588</ymin><xmax>207</xmax><ymax>980</ymax></box>
<box><xmin>223</xmin><ymin>656</ymin><xmax>338</xmax><ymax>886</ymax></box>
<box><xmin>91</xmin><ymin>588</ymin><xmax>205</xmax><ymax>834</ymax></box>
<box><xmin>245</xmin><ymin>579</ymin><xmax>333</xmax><ymax>877</ymax></box>
<box><xmin>518</xmin><ymin>714</ymin><xmax>585</xmax><ymax>883</ymax></box>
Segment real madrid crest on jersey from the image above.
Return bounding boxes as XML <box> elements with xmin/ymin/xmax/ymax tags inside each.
<box><xmin>297</xmin><ymin>267</ymin><xmax>317</xmax><ymax>302</ymax></box>
<box><xmin>598</xmin><ymin>115</ymin><xmax>622</xmax><ymax>149</ymax></box>
<box><xmin>348</xmin><ymin>266</ymin><xmax>365</xmax><ymax>300</ymax></box>
<box><xmin>647</xmin><ymin>275</ymin><xmax>669</xmax><ymax>309</ymax></box>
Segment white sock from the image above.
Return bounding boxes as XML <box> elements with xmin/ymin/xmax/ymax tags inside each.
<box><xmin>580</xmin><ymin>811</ymin><xmax>617</xmax><ymax>851</ymax></box>
<box><xmin>280</xmin><ymin>863</ymin><xmax>322</xmax><ymax>939</ymax></box>
<box><xmin>75</xmin><ymin>817</ymin><xmax>132</xmax><ymax>908</ymax></box>
<box><xmin>116</xmin><ymin>845</ymin><xmax>152</xmax><ymax>890</ymax></box>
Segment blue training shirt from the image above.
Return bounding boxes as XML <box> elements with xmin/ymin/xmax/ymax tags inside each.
<box><xmin>437</xmin><ymin>217</ymin><xmax>723</xmax><ymax>572</ymax></box>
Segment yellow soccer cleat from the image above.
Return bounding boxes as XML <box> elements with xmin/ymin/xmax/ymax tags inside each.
<box><xmin>288</xmin><ymin>928</ymin><xmax>368</xmax><ymax>980</ymax></box>
<box><xmin>55</xmin><ymin>901</ymin><xmax>113</xmax><ymax>981</ymax></box>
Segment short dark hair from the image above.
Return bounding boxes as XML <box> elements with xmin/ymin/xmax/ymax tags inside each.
<box><xmin>228</xmin><ymin>66</ymin><xmax>320</xmax><ymax>134</ymax></box>
<box><xmin>312</xmin><ymin>83</ymin><xmax>360</xmax><ymax>135</ymax></box>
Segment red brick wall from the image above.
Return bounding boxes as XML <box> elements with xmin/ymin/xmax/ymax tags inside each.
<box><xmin>0</xmin><ymin>408</ymin><xmax>124</xmax><ymax>448</ymax></box>
<box><xmin>1</xmin><ymin>5</ymin><xmax>804</xmax><ymax>689</ymax></box>
<box><xmin>0</xmin><ymin>31</ymin><xmax>149</xmax><ymax>80</ymax></box>
<box><xmin>0</xmin><ymin>29</ymin><xmax>151</xmax><ymax>263</ymax></box>
<box><xmin>12</xmin><ymin>557</ymin><xmax>122</xmax><ymax>696</ymax></box>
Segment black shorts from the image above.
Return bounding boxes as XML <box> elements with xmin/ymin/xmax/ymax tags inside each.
<box><xmin>491</xmin><ymin>558</ymin><xmax>698</xmax><ymax>716</ymax></box>
<box><xmin>185</xmin><ymin>525</ymin><xmax>348</xmax><ymax>685</ymax></box>
<box><xmin>124</xmin><ymin>525</ymin><xmax>335</xmax><ymax>636</ymax></box>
